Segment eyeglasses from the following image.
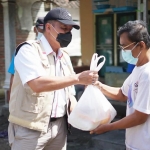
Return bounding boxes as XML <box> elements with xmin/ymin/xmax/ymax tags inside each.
<box><xmin>118</xmin><ymin>42</ymin><xmax>136</xmax><ymax>50</ymax></box>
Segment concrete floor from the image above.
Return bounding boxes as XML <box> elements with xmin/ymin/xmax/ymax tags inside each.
<box><xmin>0</xmin><ymin>115</ymin><xmax>125</xmax><ymax>150</ymax></box>
<box><xmin>0</xmin><ymin>95</ymin><xmax>126</xmax><ymax>150</ymax></box>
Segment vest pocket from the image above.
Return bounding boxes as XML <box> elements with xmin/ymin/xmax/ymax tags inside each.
<box><xmin>21</xmin><ymin>92</ymin><xmax>45</xmax><ymax>114</ymax></box>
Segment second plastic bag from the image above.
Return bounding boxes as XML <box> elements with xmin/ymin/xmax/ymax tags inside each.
<box><xmin>68</xmin><ymin>53</ymin><xmax>117</xmax><ymax>131</ymax></box>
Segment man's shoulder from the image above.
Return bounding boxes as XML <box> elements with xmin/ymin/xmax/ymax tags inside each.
<box><xmin>140</xmin><ymin>63</ymin><xmax>150</xmax><ymax>79</ymax></box>
<box><xmin>17</xmin><ymin>40</ymin><xmax>40</xmax><ymax>47</ymax></box>
<box><xmin>25</xmin><ymin>40</ymin><xmax>41</xmax><ymax>46</ymax></box>
<box><xmin>15</xmin><ymin>40</ymin><xmax>40</xmax><ymax>55</ymax></box>
<box><xmin>16</xmin><ymin>40</ymin><xmax>37</xmax><ymax>49</ymax></box>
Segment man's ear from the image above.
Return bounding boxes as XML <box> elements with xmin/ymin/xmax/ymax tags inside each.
<box><xmin>140</xmin><ymin>41</ymin><xmax>146</xmax><ymax>50</ymax></box>
<box><xmin>33</xmin><ymin>26</ymin><xmax>37</xmax><ymax>34</ymax></box>
<box><xmin>45</xmin><ymin>23</ymin><xmax>51</xmax><ymax>31</ymax></box>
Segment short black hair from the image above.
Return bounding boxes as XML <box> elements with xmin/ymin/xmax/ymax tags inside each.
<box><xmin>117</xmin><ymin>20</ymin><xmax>150</xmax><ymax>48</ymax></box>
<box><xmin>43</xmin><ymin>20</ymin><xmax>56</xmax><ymax>31</ymax></box>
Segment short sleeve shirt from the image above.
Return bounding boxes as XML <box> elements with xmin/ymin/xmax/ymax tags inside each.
<box><xmin>121</xmin><ymin>62</ymin><xmax>150</xmax><ymax>150</ymax></box>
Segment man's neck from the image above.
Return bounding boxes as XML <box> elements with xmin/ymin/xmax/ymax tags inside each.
<box><xmin>137</xmin><ymin>49</ymin><xmax>150</xmax><ymax>67</ymax></box>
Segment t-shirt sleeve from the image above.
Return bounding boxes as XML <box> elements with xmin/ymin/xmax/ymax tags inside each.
<box><xmin>15</xmin><ymin>44</ymin><xmax>46</xmax><ymax>85</ymax></box>
<box><xmin>8</xmin><ymin>55</ymin><xmax>15</xmax><ymax>74</ymax></box>
<box><xmin>133</xmin><ymin>73</ymin><xmax>150</xmax><ymax>114</ymax></box>
<box><xmin>121</xmin><ymin>74</ymin><xmax>132</xmax><ymax>97</ymax></box>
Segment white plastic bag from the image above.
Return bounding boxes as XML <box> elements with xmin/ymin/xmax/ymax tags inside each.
<box><xmin>68</xmin><ymin>53</ymin><xmax>117</xmax><ymax>131</ymax></box>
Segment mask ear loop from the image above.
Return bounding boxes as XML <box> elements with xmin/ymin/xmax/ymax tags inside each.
<box><xmin>131</xmin><ymin>42</ymin><xmax>139</xmax><ymax>51</ymax></box>
<box><xmin>131</xmin><ymin>42</ymin><xmax>142</xmax><ymax>58</ymax></box>
<box><xmin>50</xmin><ymin>24</ymin><xmax>58</xmax><ymax>34</ymax></box>
<box><xmin>50</xmin><ymin>32</ymin><xmax>56</xmax><ymax>40</ymax></box>
<box><xmin>137</xmin><ymin>51</ymin><xmax>142</xmax><ymax>58</ymax></box>
<box><xmin>49</xmin><ymin>24</ymin><xmax>58</xmax><ymax>40</ymax></box>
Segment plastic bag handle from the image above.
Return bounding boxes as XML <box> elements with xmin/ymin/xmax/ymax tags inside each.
<box><xmin>96</xmin><ymin>56</ymin><xmax>106</xmax><ymax>71</ymax></box>
<box><xmin>90</xmin><ymin>53</ymin><xmax>106</xmax><ymax>71</ymax></box>
<box><xmin>90</xmin><ymin>53</ymin><xmax>98</xmax><ymax>71</ymax></box>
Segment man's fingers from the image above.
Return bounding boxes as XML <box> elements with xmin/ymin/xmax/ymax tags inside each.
<box><xmin>92</xmin><ymin>78</ymin><xmax>97</xmax><ymax>85</ymax></box>
<box><xmin>90</xmin><ymin>70</ymin><xmax>98</xmax><ymax>73</ymax></box>
<box><xmin>90</xmin><ymin>126</ymin><xmax>99</xmax><ymax>134</ymax></box>
<box><xmin>90</xmin><ymin>130</ymin><xmax>96</xmax><ymax>134</ymax></box>
<box><xmin>90</xmin><ymin>124</ymin><xmax>110</xmax><ymax>135</ymax></box>
<box><xmin>91</xmin><ymin>71</ymin><xmax>99</xmax><ymax>85</ymax></box>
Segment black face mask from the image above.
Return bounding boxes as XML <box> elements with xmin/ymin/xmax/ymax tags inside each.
<box><xmin>56</xmin><ymin>32</ymin><xmax>72</xmax><ymax>48</ymax></box>
<box><xmin>50</xmin><ymin>25</ymin><xmax>72</xmax><ymax>48</ymax></box>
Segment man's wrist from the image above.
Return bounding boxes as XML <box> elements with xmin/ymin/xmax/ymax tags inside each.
<box><xmin>99</xmin><ymin>82</ymin><xmax>103</xmax><ymax>90</ymax></box>
<box><xmin>70</xmin><ymin>74</ymin><xmax>79</xmax><ymax>84</ymax></box>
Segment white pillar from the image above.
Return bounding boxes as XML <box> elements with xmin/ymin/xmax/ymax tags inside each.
<box><xmin>1</xmin><ymin>0</ymin><xmax>16</xmax><ymax>105</ymax></box>
<box><xmin>1</xmin><ymin>1</ymin><xmax>11</xmax><ymax>105</ymax></box>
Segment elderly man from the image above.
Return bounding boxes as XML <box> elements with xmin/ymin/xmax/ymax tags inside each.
<box><xmin>8</xmin><ymin>7</ymin><xmax>98</xmax><ymax>150</ymax></box>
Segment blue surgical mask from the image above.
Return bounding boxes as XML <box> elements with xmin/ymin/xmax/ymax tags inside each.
<box><xmin>121</xmin><ymin>43</ymin><xmax>141</xmax><ymax>65</ymax></box>
<box><xmin>36</xmin><ymin>32</ymin><xmax>43</xmax><ymax>40</ymax></box>
<box><xmin>35</xmin><ymin>27</ymin><xmax>43</xmax><ymax>40</ymax></box>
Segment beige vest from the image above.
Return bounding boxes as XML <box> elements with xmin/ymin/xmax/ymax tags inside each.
<box><xmin>8</xmin><ymin>40</ymin><xmax>76</xmax><ymax>133</ymax></box>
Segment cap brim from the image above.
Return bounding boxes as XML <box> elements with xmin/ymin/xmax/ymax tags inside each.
<box><xmin>58</xmin><ymin>19</ymin><xmax>80</xmax><ymax>30</ymax></box>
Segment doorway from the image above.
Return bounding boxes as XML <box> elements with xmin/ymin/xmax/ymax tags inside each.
<box><xmin>96</xmin><ymin>14</ymin><xmax>114</xmax><ymax>77</ymax></box>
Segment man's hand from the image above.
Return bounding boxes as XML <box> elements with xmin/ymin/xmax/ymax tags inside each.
<box><xmin>93</xmin><ymin>81</ymin><xmax>102</xmax><ymax>89</ymax></box>
<box><xmin>90</xmin><ymin>110</ymin><xmax>148</xmax><ymax>135</ymax></box>
<box><xmin>77</xmin><ymin>71</ymin><xmax>98</xmax><ymax>85</ymax></box>
<box><xmin>27</xmin><ymin>71</ymin><xmax>98</xmax><ymax>93</ymax></box>
<box><xmin>90</xmin><ymin>124</ymin><xmax>111</xmax><ymax>134</ymax></box>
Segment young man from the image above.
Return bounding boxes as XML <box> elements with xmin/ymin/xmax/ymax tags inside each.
<box><xmin>8</xmin><ymin>8</ymin><xmax>98</xmax><ymax>150</ymax></box>
<box><xmin>7</xmin><ymin>17</ymin><xmax>44</xmax><ymax>101</ymax></box>
<box><xmin>90</xmin><ymin>20</ymin><xmax>150</xmax><ymax>150</ymax></box>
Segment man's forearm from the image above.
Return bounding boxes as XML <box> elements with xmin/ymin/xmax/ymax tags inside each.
<box><xmin>99</xmin><ymin>83</ymin><xmax>127</xmax><ymax>101</ymax></box>
<box><xmin>28</xmin><ymin>75</ymin><xmax>79</xmax><ymax>93</ymax></box>
<box><xmin>90</xmin><ymin>110</ymin><xmax>148</xmax><ymax>135</ymax></box>
<box><xmin>109</xmin><ymin>110</ymin><xmax>148</xmax><ymax>131</ymax></box>
<box><xmin>27</xmin><ymin>70</ymin><xmax>98</xmax><ymax>93</ymax></box>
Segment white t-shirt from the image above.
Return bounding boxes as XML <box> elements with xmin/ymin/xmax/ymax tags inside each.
<box><xmin>121</xmin><ymin>62</ymin><xmax>150</xmax><ymax>150</ymax></box>
<box><xmin>15</xmin><ymin>35</ymin><xmax>75</xmax><ymax>118</ymax></box>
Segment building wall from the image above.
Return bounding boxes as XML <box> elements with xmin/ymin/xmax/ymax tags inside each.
<box><xmin>0</xmin><ymin>4</ymin><xmax>5</xmax><ymax>88</ymax></box>
<box><xmin>80</xmin><ymin>0</ymin><xmax>95</xmax><ymax>66</ymax></box>
<box><xmin>80</xmin><ymin>0</ymin><xmax>150</xmax><ymax>67</ymax></box>
<box><xmin>16</xmin><ymin>27</ymin><xmax>35</xmax><ymax>46</ymax></box>
<box><xmin>0</xmin><ymin>4</ymin><xmax>35</xmax><ymax>88</ymax></box>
